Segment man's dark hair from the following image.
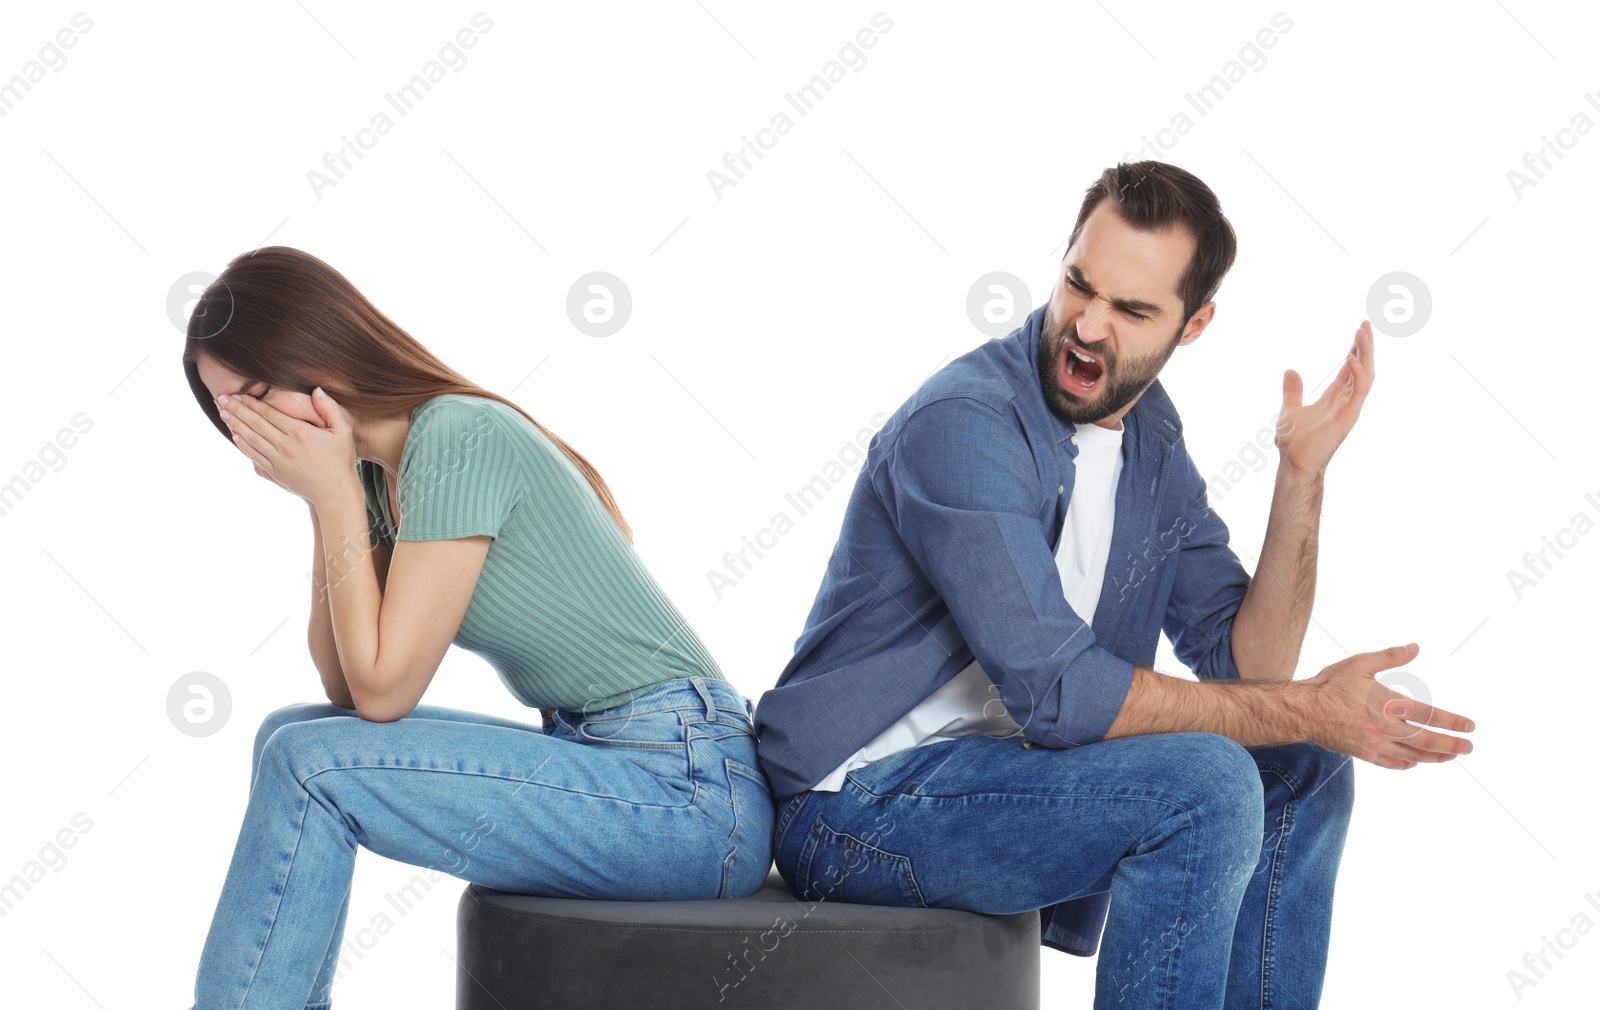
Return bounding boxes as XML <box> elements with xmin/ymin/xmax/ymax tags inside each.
<box><xmin>1067</xmin><ymin>161</ymin><xmax>1238</xmax><ymax>325</ymax></box>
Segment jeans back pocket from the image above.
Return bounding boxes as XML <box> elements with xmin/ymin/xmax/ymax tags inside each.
<box><xmin>794</xmin><ymin>812</ymin><xmax>927</xmax><ymax>908</ymax></box>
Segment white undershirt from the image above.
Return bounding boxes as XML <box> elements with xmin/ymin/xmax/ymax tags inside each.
<box><xmin>809</xmin><ymin>418</ymin><xmax>1126</xmax><ymax>792</ymax></box>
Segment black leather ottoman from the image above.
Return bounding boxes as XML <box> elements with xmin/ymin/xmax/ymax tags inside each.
<box><xmin>455</xmin><ymin>868</ymin><xmax>1040</xmax><ymax>1008</ymax></box>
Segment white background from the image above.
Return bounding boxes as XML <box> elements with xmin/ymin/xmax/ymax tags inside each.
<box><xmin>1</xmin><ymin>2</ymin><xmax>1595</xmax><ymax>1006</ymax></box>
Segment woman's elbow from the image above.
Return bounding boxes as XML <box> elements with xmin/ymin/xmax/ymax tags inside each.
<box><xmin>348</xmin><ymin>681</ymin><xmax>417</xmax><ymax>722</ymax></box>
<box><xmin>346</xmin><ymin>660</ymin><xmax>432</xmax><ymax>721</ymax></box>
<box><xmin>349</xmin><ymin>689</ymin><xmax>413</xmax><ymax>722</ymax></box>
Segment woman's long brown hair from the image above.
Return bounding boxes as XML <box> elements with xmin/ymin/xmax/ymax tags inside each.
<box><xmin>181</xmin><ymin>245</ymin><xmax>632</xmax><ymax>542</ymax></box>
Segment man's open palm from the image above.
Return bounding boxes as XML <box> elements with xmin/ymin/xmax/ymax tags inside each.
<box><xmin>1276</xmin><ymin>320</ymin><xmax>1375</xmax><ymax>479</ymax></box>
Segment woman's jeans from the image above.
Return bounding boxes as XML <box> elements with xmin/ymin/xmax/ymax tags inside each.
<box><xmin>773</xmin><ymin>731</ymin><xmax>1354</xmax><ymax>1010</ymax></box>
<box><xmin>189</xmin><ymin>676</ymin><xmax>773</xmax><ymax>1010</ymax></box>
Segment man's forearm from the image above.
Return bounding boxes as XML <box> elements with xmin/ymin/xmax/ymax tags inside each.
<box><xmin>1230</xmin><ymin>465</ymin><xmax>1324</xmax><ymax>682</ymax></box>
<box><xmin>1103</xmin><ymin>665</ymin><xmax>1315</xmax><ymax>748</ymax></box>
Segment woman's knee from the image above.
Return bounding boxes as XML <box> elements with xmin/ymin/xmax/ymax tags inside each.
<box><xmin>251</xmin><ymin>702</ymin><xmax>353</xmax><ymax>777</ymax></box>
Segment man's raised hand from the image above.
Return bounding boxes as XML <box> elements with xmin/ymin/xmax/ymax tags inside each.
<box><xmin>1276</xmin><ymin>320</ymin><xmax>1375</xmax><ymax>480</ymax></box>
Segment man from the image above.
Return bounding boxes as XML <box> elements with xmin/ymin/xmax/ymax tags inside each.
<box><xmin>752</xmin><ymin>160</ymin><xmax>1475</xmax><ymax>1009</ymax></box>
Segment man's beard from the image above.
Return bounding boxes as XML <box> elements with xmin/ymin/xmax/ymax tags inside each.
<box><xmin>1037</xmin><ymin>302</ymin><xmax>1183</xmax><ymax>426</ymax></box>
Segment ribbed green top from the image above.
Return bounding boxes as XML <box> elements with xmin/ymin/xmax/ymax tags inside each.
<box><xmin>356</xmin><ymin>393</ymin><xmax>725</xmax><ymax>712</ymax></box>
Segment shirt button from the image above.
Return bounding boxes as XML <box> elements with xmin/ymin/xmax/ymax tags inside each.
<box><xmin>1058</xmin><ymin>484</ymin><xmax>1064</xmax><ymax>494</ymax></box>
<box><xmin>1070</xmin><ymin>435</ymin><xmax>1079</xmax><ymax>445</ymax></box>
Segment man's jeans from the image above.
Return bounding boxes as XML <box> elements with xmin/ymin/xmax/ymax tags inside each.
<box><xmin>773</xmin><ymin>731</ymin><xmax>1354</xmax><ymax>1010</ymax></box>
<box><xmin>189</xmin><ymin>676</ymin><xmax>773</xmax><ymax>1010</ymax></box>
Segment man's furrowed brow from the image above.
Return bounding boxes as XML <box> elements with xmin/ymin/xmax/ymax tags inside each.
<box><xmin>1067</xmin><ymin>263</ymin><xmax>1166</xmax><ymax>316</ymax></box>
<box><xmin>1120</xmin><ymin>299</ymin><xmax>1164</xmax><ymax>316</ymax></box>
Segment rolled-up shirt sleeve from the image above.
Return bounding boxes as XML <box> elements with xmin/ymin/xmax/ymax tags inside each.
<box><xmin>1161</xmin><ymin>439</ymin><xmax>1250</xmax><ymax>681</ymax></box>
<box><xmin>872</xmin><ymin>395</ymin><xmax>1135</xmax><ymax>748</ymax></box>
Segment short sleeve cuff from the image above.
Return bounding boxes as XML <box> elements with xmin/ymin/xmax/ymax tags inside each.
<box><xmin>395</xmin><ymin>525</ymin><xmax>500</xmax><ymax>542</ymax></box>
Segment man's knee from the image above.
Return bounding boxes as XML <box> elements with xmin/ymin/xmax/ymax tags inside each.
<box><xmin>1169</xmin><ymin>731</ymin><xmax>1266</xmax><ymax>810</ymax></box>
<box><xmin>1142</xmin><ymin>733</ymin><xmax>1266</xmax><ymax>854</ymax></box>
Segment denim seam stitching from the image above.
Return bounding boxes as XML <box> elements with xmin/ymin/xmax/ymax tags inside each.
<box><xmin>847</xmin><ymin>774</ymin><xmax>1197</xmax><ymax>813</ymax></box>
<box><xmin>297</xmin><ymin>764</ymin><xmax>696</xmax><ymax>809</ymax></box>
<box><xmin>794</xmin><ymin>822</ymin><xmax>821</xmax><ymax>901</ymax></box>
<box><xmin>1259</xmin><ymin>770</ymin><xmax>1298</xmax><ymax>1008</ymax></box>
<box><xmin>721</xmin><ymin>758</ymin><xmax>768</xmax><ymax>823</ymax></box>
<box><xmin>239</xmin><ymin>784</ymin><xmax>314</xmax><ymax>1009</ymax></box>
<box><xmin>1163</xmin><ymin>807</ymin><xmax>1198</xmax><ymax>1010</ymax></box>
<box><xmin>774</xmin><ymin>793</ymin><xmax>807</xmax><ymax>843</ymax></box>
<box><xmin>574</xmin><ymin>725</ymin><xmax>684</xmax><ymax>750</ymax></box>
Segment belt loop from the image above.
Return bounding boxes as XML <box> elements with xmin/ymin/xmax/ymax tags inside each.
<box><xmin>690</xmin><ymin>676</ymin><xmax>717</xmax><ymax>722</ymax></box>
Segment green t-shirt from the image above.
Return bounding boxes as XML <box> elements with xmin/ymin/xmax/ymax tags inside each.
<box><xmin>356</xmin><ymin>393</ymin><xmax>726</xmax><ymax>712</ymax></box>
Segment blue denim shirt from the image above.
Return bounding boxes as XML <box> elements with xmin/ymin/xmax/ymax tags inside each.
<box><xmin>753</xmin><ymin>299</ymin><xmax>1251</xmax><ymax>956</ymax></box>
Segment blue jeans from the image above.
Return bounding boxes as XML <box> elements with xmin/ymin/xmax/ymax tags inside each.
<box><xmin>189</xmin><ymin>676</ymin><xmax>774</xmax><ymax>1010</ymax></box>
<box><xmin>773</xmin><ymin>731</ymin><xmax>1354</xmax><ymax>1010</ymax></box>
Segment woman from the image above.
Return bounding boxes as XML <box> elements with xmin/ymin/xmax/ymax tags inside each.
<box><xmin>181</xmin><ymin>246</ymin><xmax>774</xmax><ymax>1009</ymax></box>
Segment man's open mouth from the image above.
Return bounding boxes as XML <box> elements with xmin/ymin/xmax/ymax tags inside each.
<box><xmin>1061</xmin><ymin>344</ymin><xmax>1105</xmax><ymax>394</ymax></box>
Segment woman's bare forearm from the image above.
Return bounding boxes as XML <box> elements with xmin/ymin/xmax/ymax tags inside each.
<box><xmin>316</xmin><ymin>483</ymin><xmax>388</xmax><ymax>707</ymax></box>
<box><xmin>308</xmin><ymin>503</ymin><xmax>356</xmax><ymax>709</ymax></box>
<box><xmin>1103</xmin><ymin>665</ymin><xmax>1315</xmax><ymax>748</ymax></box>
